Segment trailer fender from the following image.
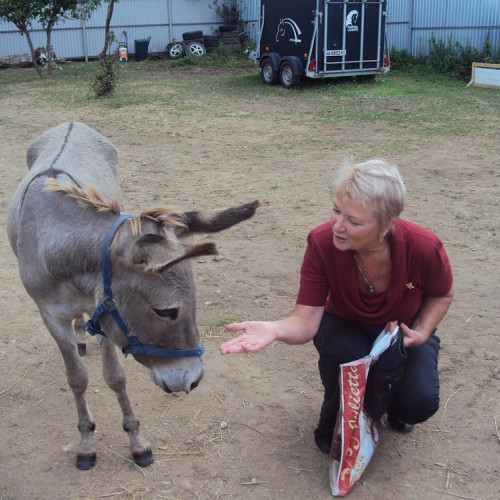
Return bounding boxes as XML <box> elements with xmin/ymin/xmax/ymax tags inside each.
<box><xmin>259</xmin><ymin>53</ymin><xmax>281</xmax><ymax>85</ymax></box>
<box><xmin>278</xmin><ymin>56</ymin><xmax>304</xmax><ymax>88</ymax></box>
<box><xmin>280</xmin><ymin>56</ymin><xmax>304</xmax><ymax>76</ymax></box>
<box><xmin>259</xmin><ymin>52</ymin><xmax>281</xmax><ymax>72</ymax></box>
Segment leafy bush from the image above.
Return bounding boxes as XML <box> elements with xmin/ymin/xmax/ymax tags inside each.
<box><xmin>210</xmin><ymin>0</ymin><xmax>241</xmax><ymax>26</ymax></box>
<box><xmin>427</xmin><ymin>33</ymin><xmax>499</xmax><ymax>80</ymax></box>
<box><xmin>390</xmin><ymin>33</ymin><xmax>499</xmax><ymax>81</ymax></box>
<box><xmin>90</xmin><ymin>56</ymin><xmax>117</xmax><ymax>97</ymax></box>
<box><xmin>389</xmin><ymin>49</ymin><xmax>424</xmax><ymax>71</ymax></box>
<box><xmin>169</xmin><ymin>55</ymin><xmax>196</xmax><ymax>67</ymax></box>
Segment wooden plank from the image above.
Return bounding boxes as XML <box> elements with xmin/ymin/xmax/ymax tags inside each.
<box><xmin>467</xmin><ymin>62</ymin><xmax>500</xmax><ymax>90</ymax></box>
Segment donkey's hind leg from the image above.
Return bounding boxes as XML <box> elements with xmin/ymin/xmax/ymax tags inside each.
<box><xmin>73</xmin><ymin>315</ymin><xmax>87</xmax><ymax>356</ymax></box>
<box><xmin>99</xmin><ymin>337</ymin><xmax>154</xmax><ymax>467</ymax></box>
<box><xmin>40</xmin><ymin>311</ymin><xmax>97</xmax><ymax>470</ymax></box>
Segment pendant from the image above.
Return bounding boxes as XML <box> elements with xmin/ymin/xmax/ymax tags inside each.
<box><xmin>368</xmin><ymin>285</ymin><xmax>375</xmax><ymax>293</ymax></box>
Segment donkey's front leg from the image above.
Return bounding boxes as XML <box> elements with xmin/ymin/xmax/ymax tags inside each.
<box><xmin>73</xmin><ymin>315</ymin><xmax>87</xmax><ymax>356</ymax></box>
<box><xmin>99</xmin><ymin>338</ymin><xmax>154</xmax><ymax>467</ymax></box>
<box><xmin>40</xmin><ymin>312</ymin><xmax>97</xmax><ymax>469</ymax></box>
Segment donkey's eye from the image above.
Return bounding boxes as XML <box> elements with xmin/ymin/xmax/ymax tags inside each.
<box><xmin>152</xmin><ymin>307</ymin><xmax>178</xmax><ymax>320</ymax></box>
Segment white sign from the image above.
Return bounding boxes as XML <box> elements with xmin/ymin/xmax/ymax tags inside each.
<box><xmin>325</xmin><ymin>50</ymin><xmax>346</xmax><ymax>57</ymax></box>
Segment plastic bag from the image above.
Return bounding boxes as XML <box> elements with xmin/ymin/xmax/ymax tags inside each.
<box><xmin>329</xmin><ymin>326</ymin><xmax>401</xmax><ymax>497</ymax></box>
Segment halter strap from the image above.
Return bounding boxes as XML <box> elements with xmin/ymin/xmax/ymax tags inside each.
<box><xmin>86</xmin><ymin>214</ymin><xmax>204</xmax><ymax>358</ymax></box>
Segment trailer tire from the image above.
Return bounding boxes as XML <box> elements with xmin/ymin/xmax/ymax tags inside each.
<box><xmin>167</xmin><ymin>42</ymin><xmax>185</xmax><ymax>59</ymax></box>
<box><xmin>261</xmin><ymin>59</ymin><xmax>279</xmax><ymax>85</ymax></box>
<box><xmin>279</xmin><ymin>61</ymin><xmax>302</xmax><ymax>89</ymax></box>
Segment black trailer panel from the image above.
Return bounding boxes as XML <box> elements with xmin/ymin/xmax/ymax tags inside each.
<box><xmin>319</xmin><ymin>1</ymin><xmax>387</xmax><ymax>73</ymax></box>
<box><xmin>254</xmin><ymin>0</ymin><xmax>389</xmax><ymax>87</ymax></box>
<box><xmin>259</xmin><ymin>2</ymin><xmax>315</xmax><ymax>62</ymax></box>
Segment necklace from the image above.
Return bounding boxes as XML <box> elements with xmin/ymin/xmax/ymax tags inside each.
<box><xmin>352</xmin><ymin>243</ymin><xmax>388</xmax><ymax>293</ymax></box>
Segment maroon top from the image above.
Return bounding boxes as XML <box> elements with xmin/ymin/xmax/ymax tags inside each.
<box><xmin>296</xmin><ymin>219</ymin><xmax>453</xmax><ymax>335</ymax></box>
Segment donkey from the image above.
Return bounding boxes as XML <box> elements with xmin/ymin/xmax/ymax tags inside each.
<box><xmin>7</xmin><ymin>122</ymin><xmax>259</xmax><ymax>470</ymax></box>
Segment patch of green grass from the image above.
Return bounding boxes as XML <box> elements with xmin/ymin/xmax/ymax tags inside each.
<box><xmin>1</xmin><ymin>55</ymin><xmax>498</xmax><ymax>141</ymax></box>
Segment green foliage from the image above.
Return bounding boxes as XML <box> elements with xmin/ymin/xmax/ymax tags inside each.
<box><xmin>389</xmin><ymin>49</ymin><xmax>424</xmax><ymax>72</ymax></box>
<box><xmin>90</xmin><ymin>56</ymin><xmax>117</xmax><ymax>97</ymax></box>
<box><xmin>0</xmin><ymin>0</ymin><xmax>102</xmax><ymax>27</ymax></box>
<box><xmin>390</xmin><ymin>33</ymin><xmax>499</xmax><ymax>81</ymax></box>
<box><xmin>213</xmin><ymin>41</ymin><xmax>240</xmax><ymax>59</ymax></box>
<box><xmin>0</xmin><ymin>0</ymin><xmax>41</xmax><ymax>29</ymax></box>
<box><xmin>169</xmin><ymin>55</ymin><xmax>196</xmax><ymax>67</ymax></box>
<box><xmin>210</xmin><ymin>0</ymin><xmax>242</xmax><ymax>26</ymax></box>
<box><xmin>0</xmin><ymin>0</ymin><xmax>103</xmax><ymax>79</ymax></box>
<box><xmin>427</xmin><ymin>33</ymin><xmax>499</xmax><ymax>80</ymax></box>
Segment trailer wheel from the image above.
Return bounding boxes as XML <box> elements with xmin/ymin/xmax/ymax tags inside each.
<box><xmin>167</xmin><ymin>42</ymin><xmax>185</xmax><ymax>59</ymax></box>
<box><xmin>185</xmin><ymin>41</ymin><xmax>206</xmax><ymax>57</ymax></box>
<box><xmin>261</xmin><ymin>59</ymin><xmax>279</xmax><ymax>85</ymax></box>
<box><xmin>279</xmin><ymin>61</ymin><xmax>301</xmax><ymax>89</ymax></box>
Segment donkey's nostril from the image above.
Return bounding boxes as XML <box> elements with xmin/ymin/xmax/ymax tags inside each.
<box><xmin>190</xmin><ymin>380</ymin><xmax>199</xmax><ymax>391</ymax></box>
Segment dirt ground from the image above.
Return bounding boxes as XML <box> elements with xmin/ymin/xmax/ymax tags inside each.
<box><xmin>0</xmin><ymin>65</ymin><xmax>499</xmax><ymax>500</ymax></box>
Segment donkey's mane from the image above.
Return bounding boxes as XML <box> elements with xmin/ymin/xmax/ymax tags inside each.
<box><xmin>45</xmin><ymin>178</ymin><xmax>121</xmax><ymax>214</ymax></box>
<box><xmin>44</xmin><ymin>178</ymin><xmax>187</xmax><ymax>234</ymax></box>
<box><xmin>134</xmin><ymin>207</ymin><xmax>186</xmax><ymax>235</ymax></box>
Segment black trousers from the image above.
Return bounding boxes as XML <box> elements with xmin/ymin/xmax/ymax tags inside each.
<box><xmin>313</xmin><ymin>312</ymin><xmax>441</xmax><ymax>438</ymax></box>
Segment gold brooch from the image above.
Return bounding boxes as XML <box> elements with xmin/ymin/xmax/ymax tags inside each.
<box><xmin>406</xmin><ymin>282</ymin><xmax>415</xmax><ymax>289</ymax></box>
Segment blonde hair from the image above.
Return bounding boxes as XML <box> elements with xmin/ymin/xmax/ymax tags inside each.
<box><xmin>333</xmin><ymin>158</ymin><xmax>406</xmax><ymax>229</ymax></box>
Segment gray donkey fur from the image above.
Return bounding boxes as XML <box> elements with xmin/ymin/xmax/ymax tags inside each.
<box><xmin>7</xmin><ymin>121</ymin><xmax>259</xmax><ymax>469</ymax></box>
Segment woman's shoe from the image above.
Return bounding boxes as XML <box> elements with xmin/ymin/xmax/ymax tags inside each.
<box><xmin>387</xmin><ymin>415</ymin><xmax>414</xmax><ymax>433</ymax></box>
<box><xmin>314</xmin><ymin>427</ymin><xmax>332</xmax><ymax>454</ymax></box>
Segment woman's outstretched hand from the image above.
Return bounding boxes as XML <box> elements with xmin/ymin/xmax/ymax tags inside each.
<box><xmin>219</xmin><ymin>321</ymin><xmax>278</xmax><ymax>354</ymax></box>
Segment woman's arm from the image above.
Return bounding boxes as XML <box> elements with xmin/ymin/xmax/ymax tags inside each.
<box><xmin>219</xmin><ymin>304</ymin><xmax>325</xmax><ymax>354</ymax></box>
<box><xmin>400</xmin><ymin>285</ymin><xmax>454</xmax><ymax>347</ymax></box>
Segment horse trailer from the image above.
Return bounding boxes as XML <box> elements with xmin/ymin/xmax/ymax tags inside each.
<box><xmin>250</xmin><ymin>0</ymin><xmax>390</xmax><ymax>88</ymax></box>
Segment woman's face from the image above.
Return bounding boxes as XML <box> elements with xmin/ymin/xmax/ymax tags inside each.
<box><xmin>329</xmin><ymin>196</ymin><xmax>384</xmax><ymax>252</ymax></box>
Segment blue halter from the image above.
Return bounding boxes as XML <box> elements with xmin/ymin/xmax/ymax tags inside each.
<box><xmin>86</xmin><ymin>213</ymin><xmax>205</xmax><ymax>358</ymax></box>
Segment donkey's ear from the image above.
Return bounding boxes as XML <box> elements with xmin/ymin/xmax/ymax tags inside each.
<box><xmin>130</xmin><ymin>234</ymin><xmax>218</xmax><ymax>273</ymax></box>
<box><xmin>150</xmin><ymin>243</ymin><xmax>218</xmax><ymax>274</ymax></box>
<box><xmin>130</xmin><ymin>234</ymin><xmax>175</xmax><ymax>269</ymax></box>
<box><xmin>176</xmin><ymin>200</ymin><xmax>260</xmax><ymax>236</ymax></box>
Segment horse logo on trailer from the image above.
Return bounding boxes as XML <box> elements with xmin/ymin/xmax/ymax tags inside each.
<box><xmin>346</xmin><ymin>10</ymin><xmax>359</xmax><ymax>32</ymax></box>
<box><xmin>275</xmin><ymin>18</ymin><xmax>302</xmax><ymax>44</ymax></box>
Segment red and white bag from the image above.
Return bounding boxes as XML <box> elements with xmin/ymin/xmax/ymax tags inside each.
<box><xmin>329</xmin><ymin>326</ymin><xmax>400</xmax><ymax>496</ymax></box>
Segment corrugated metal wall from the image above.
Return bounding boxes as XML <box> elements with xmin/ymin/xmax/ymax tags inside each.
<box><xmin>386</xmin><ymin>0</ymin><xmax>500</xmax><ymax>56</ymax></box>
<box><xmin>0</xmin><ymin>0</ymin><xmax>221</xmax><ymax>59</ymax></box>
<box><xmin>238</xmin><ymin>0</ymin><xmax>260</xmax><ymax>46</ymax></box>
<box><xmin>1</xmin><ymin>0</ymin><xmax>498</xmax><ymax>59</ymax></box>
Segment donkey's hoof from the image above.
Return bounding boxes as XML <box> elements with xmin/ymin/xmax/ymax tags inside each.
<box><xmin>76</xmin><ymin>452</ymin><xmax>96</xmax><ymax>470</ymax></box>
<box><xmin>133</xmin><ymin>449</ymin><xmax>154</xmax><ymax>467</ymax></box>
<box><xmin>77</xmin><ymin>343</ymin><xmax>87</xmax><ymax>356</ymax></box>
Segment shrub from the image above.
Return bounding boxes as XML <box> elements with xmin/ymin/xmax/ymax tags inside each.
<box><xmin>90</xmin><ymin>56</ymin><xmax>117</xmax><ymax>97</ymax></box>
<box><xmin>389</xmin><ymin>49</ymin><xmax>423</xmax><ymax>71</ymax></box>
<box><xmin>210</xmin><ymin>0</ymin><xmax>241</xmax><ymax>26</ymax></box>
<box><xmin>427</xmin><ymin>33</ymin><xmax>499</xmax><ymax>80</ymax></box>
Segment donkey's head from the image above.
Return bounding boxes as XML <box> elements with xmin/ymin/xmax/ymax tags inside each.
<box><xmin>108</xmin><ymin>202</ymin><xmax>259</xmax><ymax>393</ymax></box>
<box><xmin>46</xmin><ymin>180</ymin><xmax>259</xmax><ymax>394</ymax></box>
<box><xmin>106</xmin><ymin>209</ymin><xmax>215</xmax><ymax>393</ymax></box>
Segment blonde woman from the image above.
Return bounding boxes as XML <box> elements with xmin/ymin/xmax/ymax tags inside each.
<box><xmin>220</xmin><ymin>159</ymin><xmax>454</xmax><ymax>453</ymax></box>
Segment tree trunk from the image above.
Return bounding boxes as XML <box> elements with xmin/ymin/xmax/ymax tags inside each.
<box><xmin>99</xmin><ymin>0</ymin><xmax>116</xmax><ymax>60</ymax></box>
<box><xmin>21</xmin><ymin>25</ymin><xmax>44</xmax><ymax>79</ymax></box>
<box><xmin>46</xmin><ymin>21</ymin><xmax>55</xmax><ymax>76</ymax></box>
